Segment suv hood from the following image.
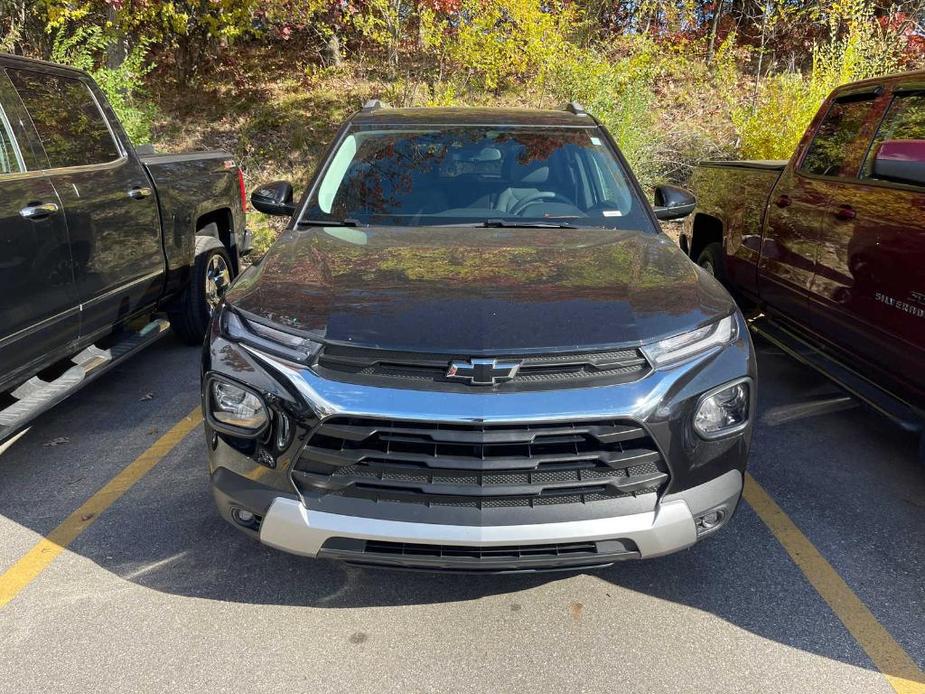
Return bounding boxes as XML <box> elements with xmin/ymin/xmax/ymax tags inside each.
<box><xmin>226</xmin><ymin>226</ymin><xmax>734</xmax><ymax>354</ymax></box>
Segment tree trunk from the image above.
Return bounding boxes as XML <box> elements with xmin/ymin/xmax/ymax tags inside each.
<box><xmin>752</xmin><ymin>0</ymin><xmax>770</xmax><ymax>113</ymax></box>
<box><xmin>706</xmin><ymin>0</ymin><xmax>725</xmax><ymax>65</ymax></box>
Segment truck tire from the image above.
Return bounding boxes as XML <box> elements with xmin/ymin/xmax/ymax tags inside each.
<box><xmin>696</xmin><ymin>242</ymin><xmax>725</xmax><ymax>282</ymax></box>
<box><xmin>168</xmin><ymin>233</ymin><xmax>234</xmax><ymax>345</ymax></box>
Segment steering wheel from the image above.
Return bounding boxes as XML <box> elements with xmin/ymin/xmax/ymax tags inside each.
<box><xmin>509</xmin><ymin>191</ymin><xmax>575</xmax><ymax>216</ymax></box>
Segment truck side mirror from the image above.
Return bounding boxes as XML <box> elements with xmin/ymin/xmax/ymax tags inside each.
<box><xmin>251</xmin><ymin>180</ymin><xmax>295</xmax><ymax>216</ymax></box>
<box><xmin>872</xmin><ymin>140</ymin><xmax>925</xmax><ymax>187</ymax></box>
<box><xmin>653</xmin><ymin>185</ymin><xmax>696</xmax><ymax>220</ymax></box>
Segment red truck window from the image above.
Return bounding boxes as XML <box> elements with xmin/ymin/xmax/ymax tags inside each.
<box><xmin>862</xmin><ymin>93</ymin><xmax>925</xmax><ymax>183</ymax></box>
<box><xmin>801</xmin><ymin>97</ymin><xmax>877</xmax><ymax>178</ymax></box>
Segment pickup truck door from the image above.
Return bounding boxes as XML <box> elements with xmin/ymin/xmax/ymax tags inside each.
<box><xmin>807</xmin><ymin>88</ymin><xmax>925</xmax><ymax>402</ymax></box>
<box><xmin>7</xmin><ymin>68</ymin><xmax>163</xmax><ymax>343</ymax></box>
<box><xmin>0</xmin><ymin>70</ymin><xmax>78</xmax><ymax>390</ymax></box>
<box><xmin>759</xmin><ymin>94</ymin><xmax>880</xmax><ymax>326</ymax></box>
<box><xmin>758</xmin><ymin>168</ymin><xmax>829</xmax><ymax>324</ymax></box>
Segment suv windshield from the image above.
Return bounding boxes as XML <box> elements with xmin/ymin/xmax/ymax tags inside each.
<box><xmin>301</xmin><ymin>125</ymin><xmax>654</xmax><ymax>230</ymax></box>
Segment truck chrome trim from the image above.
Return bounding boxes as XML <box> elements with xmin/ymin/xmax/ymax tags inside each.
<box><xmin>258</xmin><ymin>470</ymin><xmax>742</xmax><ymax>559</ymax></box>
<box><xmin>241</xmin><ymin>341</ymin><xmax>706</xmax><ymax>424</ymax></box>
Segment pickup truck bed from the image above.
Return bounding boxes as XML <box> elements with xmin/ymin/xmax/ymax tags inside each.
<box><xmin>696</xmin><ymin>160</ymin><xmax>787</xmax><ymax>170</ymax></box>
<box><xmin>681</xmin><ymin>71</ymin><xmax>925</xmax><ymax>459</ymax></box>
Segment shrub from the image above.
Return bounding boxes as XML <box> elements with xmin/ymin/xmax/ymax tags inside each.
<box><xmin>732</xmin><ymin>0</ymin><xmax>907</xmax><ymax>159</ymax></box>
<box><xmin>50</xmin><ymin>24</ymin><xmax>157</xmax><ymax>144</ymax></box>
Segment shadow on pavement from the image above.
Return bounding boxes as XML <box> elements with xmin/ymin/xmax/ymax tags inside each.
<box><xmin>1</xmin><ymin>335</ymin><xmax>923</xmax><ymax>683</ymax></box>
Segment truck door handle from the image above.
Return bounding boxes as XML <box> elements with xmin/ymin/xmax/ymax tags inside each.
<box><xmin>19</xmin><ymin>202</ymin><xmax>60</xmax><ymax>220</ymax></box>
<box><xmin>128</xmin><ymin>186</ymin><xmax>153</xmax><ymax>199</ymax></box>
<box><xmin>774</xmin><ymin>195</ymin><xmax>792</xmax><ymax>208</ymax></box>
<box><xmin>833</xmin><ymin>205</ymin><xmax>856</xmax><ymax>221</ymax></box>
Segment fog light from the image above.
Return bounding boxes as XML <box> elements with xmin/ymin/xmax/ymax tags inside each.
<box><xmin>209</xmin><ymin>379</ymin><xmax>268</xmax><ymax>432</ymax></box>
<box><xmin>231</xmin><ymin>507</ymin><xmax>260</xmax><ymax>530</ymax></box>
<box><xmin>695</xmin><ymin>509</ymin><xmax>726</xmax><ymax>535</ymax></box>
<box><xmin>694</xmin><ymin>381</ymin><xmax>749</xmax><ymax>438</ymax></box>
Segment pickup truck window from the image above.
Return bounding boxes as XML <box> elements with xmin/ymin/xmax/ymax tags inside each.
<box><xmin>304</xmin><ymin>125</ymin><xmax>654</xmax><ymax>231</ymax></box>
<box><xmin>7</xmin><ymin>69</ymin><xmax>120</xmax><ymax>169</ymax></box>
<box><xmin>800</xmin><ymin>97</ymin><xmax>876</xmax><ymax>178</ymax></box>
<box><xmin>862</xmin><ymin>92</ymin><xmax>925</xmax><ymax>182</ymax></box>
<box><xmin>0</xmin><ymin>102</ymin><xmax>23</xmax><ymax>174</ymax></box>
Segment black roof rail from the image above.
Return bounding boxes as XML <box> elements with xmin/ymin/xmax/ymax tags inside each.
<box><xmin>564</xmin><ymin>101</ymin><xmax>588</xmax><ymax>116</ymax></box>
<box><xmin>361</xmin><ymin>99</ymin><xmax>389</xmax><ymax>112</ymax></box>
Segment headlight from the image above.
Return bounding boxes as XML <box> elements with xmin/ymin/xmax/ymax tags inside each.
<box><xmin>208</xmin><ymin>377</ymin><xmax>269</xmax><ymax>433</ymax></box>
<box><xmin>642</xmin><ymin>315</ymin><xmax>737</xmax><ymax>368</ymax></box>
<box><xmin>224</xmin><ymin>308</ymin><xmax>322</xmax><ymax>363</ymax></box>
<box><xmin>694</xmin><ymin>380</ymin><xmax>750</xmax><ymax>438</ymax></box>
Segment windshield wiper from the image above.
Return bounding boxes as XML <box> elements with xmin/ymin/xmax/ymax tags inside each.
<box><xmin>297</xmin><ymin>218</ymin><xmax>360</xmax><ymax>227</ymax></box>
<box><xmin>480</xmin><ymin>219</ymin><xmax>576</xmax><ymax>229</ymax></box>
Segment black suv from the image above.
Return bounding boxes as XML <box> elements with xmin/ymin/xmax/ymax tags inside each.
<box><xmin>202</xmin><ymin>102</ymin><xmax>755</xmax><ymax>572</ymax></box>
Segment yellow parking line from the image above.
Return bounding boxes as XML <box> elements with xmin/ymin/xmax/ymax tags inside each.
<box><xmin>744</xmin><ymin>473</ymin><xmax>925</xmax><ymax>694</ymax></box>
<box><xmin>0</xmin><ymin>408</ymin><xmax>202</xmax><ymax>609</ymax></box>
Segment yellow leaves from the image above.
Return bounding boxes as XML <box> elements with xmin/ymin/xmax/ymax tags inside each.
<box><xmin>426</xmin><ymin>0</ymin><xmax>577</xmax><ymax>92</ymax></box>
<box><xmin>731</xmin><ymin>0</ymin><xmax>907</xmax><ymax>160</ymax></box>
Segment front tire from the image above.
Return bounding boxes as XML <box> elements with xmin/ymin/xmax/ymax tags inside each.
<box><xmin>168</xmin><ymin>233</ymin><xmax>233</xmax><ymax>345</ymax></box>
<box><xmin>697</xmin><ymin>242</ymin><xmax>725</xmax><ymax>282</ymax></box>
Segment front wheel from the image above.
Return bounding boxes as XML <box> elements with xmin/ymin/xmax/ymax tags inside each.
<box><xmin>168</xmin><ymin>234</ymin><xmax>234</xmax><ymax>345</ymax></box>
<box><xmin>696</xmin><ymin>242</ymin><xmax>725</xmax><ymax>282</ymax></box>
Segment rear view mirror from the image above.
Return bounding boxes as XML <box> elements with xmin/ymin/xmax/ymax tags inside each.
<box><xmin>251</xmin><ymin>180</ymin><xmax>295</xmax><ymax>217</ymax></box>
<box><xmin>653</xmin><ymin>185</ymin><xmax>696</xmax><ymax>220</ymax></box>
<box><xmin>872</xmin><ymin>140</ymin><xmax>925</xmax><ymax>187</ymax></box>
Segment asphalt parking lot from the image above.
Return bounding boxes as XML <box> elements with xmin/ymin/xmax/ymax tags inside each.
<box><xmin>0</xmin><ymin>334</ymin><xmax>923</xmax><ymax>693</ymax></box>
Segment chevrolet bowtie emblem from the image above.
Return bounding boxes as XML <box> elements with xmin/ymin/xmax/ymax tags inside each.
<box><xmin>446</xmin><ymin>358</ymin><xmax>521</xmax><ymax>386</ymax></box>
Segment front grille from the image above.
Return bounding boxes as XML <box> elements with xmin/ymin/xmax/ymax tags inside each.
<box><xmin>364</xmin><ymin>540</ymin><xmax>600</xmax><ymax>560</ymax></box>
<box><xmin>314</xmin><ymin>345</ymin><xmax>651</xmax><ymax>391</ymax></box>
<box><xmin>317</xmin><ymin>537</ymin><xmax>642</xmax><ymax>572</ymax></box>
<box><xmin>294</xmin><ymin>417</ymin><xmax>669</xmax><ymax>508</ymax></box>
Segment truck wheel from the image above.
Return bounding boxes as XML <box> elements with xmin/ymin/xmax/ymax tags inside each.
<box><xmin>697</xmin><ymin>242</ymin><xmax>725</xmax><ymax>282</ymax></box>
<box><xmin>168</xmin><ymin>234</ymin><xmax>234</xmax><ymax>345</ymax></box>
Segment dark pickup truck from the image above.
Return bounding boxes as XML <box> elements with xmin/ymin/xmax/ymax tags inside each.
<box><xmin>202</xmin><ymin>102</ymin><xmax>755</xmax><ymax>573</ymax></box>
<box><xmin>682</xmin><ymin>71</ymin><xmax>925</xmax><ymax>460</ymax></box>
<box><xmin>0</xmin><ymin>54</ymin><xmax>248</xmax><ymax>443</ymax></box>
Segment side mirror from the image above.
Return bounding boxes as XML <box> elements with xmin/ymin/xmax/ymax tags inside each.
<box><xmin>872</xmin><ymin>140</ymin><xmax>925</xmax><ymax>187</ymax></box>
<box><xmin>251</xmin><ymin>180</ymin><xmax>295</xmax><ymax>216</ymax></box>
<box><xmin>653</xmin><ymin>185</ymin><xmax>696</xmax><ymax>220</ymax></box>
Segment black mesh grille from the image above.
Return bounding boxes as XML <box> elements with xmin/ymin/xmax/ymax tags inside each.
<box><xmin>314</xmin><ymin>345</ymin><xmax>650</xmax><ymax>391</ymax></box>
<box><xmin>294</xmin><ymin>417</ymin><xmax>669</xmax><ymax>508</ymax></box>
<box><xmin>364</xmin><ymin>540</ymin><xmax>599</xmax><ymax>559</ymax></box>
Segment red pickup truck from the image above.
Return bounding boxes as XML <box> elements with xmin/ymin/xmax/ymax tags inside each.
<box><xmin>681</xmin><ymin>71</ymin><xmax>925</xmax><ymax>462</ymax></box>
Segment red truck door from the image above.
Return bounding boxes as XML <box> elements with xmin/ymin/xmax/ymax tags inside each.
<box><xmin>807</xmin><ymin>87</ymin><xmax>925</xmax><ymax>403</ymax></box>
<box><xmin>760</xmin><ymin>92</ymin><xmax>882</xmax><ymax>331</ymax></box>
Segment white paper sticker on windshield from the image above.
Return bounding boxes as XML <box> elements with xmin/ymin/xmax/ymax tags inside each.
<box><xmin>602</xmin><ymin>210</ymin><xmax>623</xmax><ymax>216</ymax></box>
<box><xmin>590</xmin><ymin>136</ymin><xmax>602</xmax><ymax>146</ymax></box>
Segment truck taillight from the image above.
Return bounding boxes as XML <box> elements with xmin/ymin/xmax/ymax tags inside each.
<box><xmin>237</xmin><ymin>168</ymin><xmax>247</xmax><ymax>213</ymax></box>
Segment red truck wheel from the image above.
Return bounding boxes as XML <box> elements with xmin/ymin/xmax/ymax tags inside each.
<box><xmin>696</xmin><ymin>242</ymin><xmax>725</xmax><ymax>282</ymax></box>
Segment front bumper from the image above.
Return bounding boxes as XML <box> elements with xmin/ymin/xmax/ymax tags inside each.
<box><xmin>257</xmin><ymin>469</ymin><xmax>742</xmax><ymax>569</ymax></box>
<box><xmin>204</xmin><ymin>311</ymin><xmax>756</xmax><ymax>571</ymax></box>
